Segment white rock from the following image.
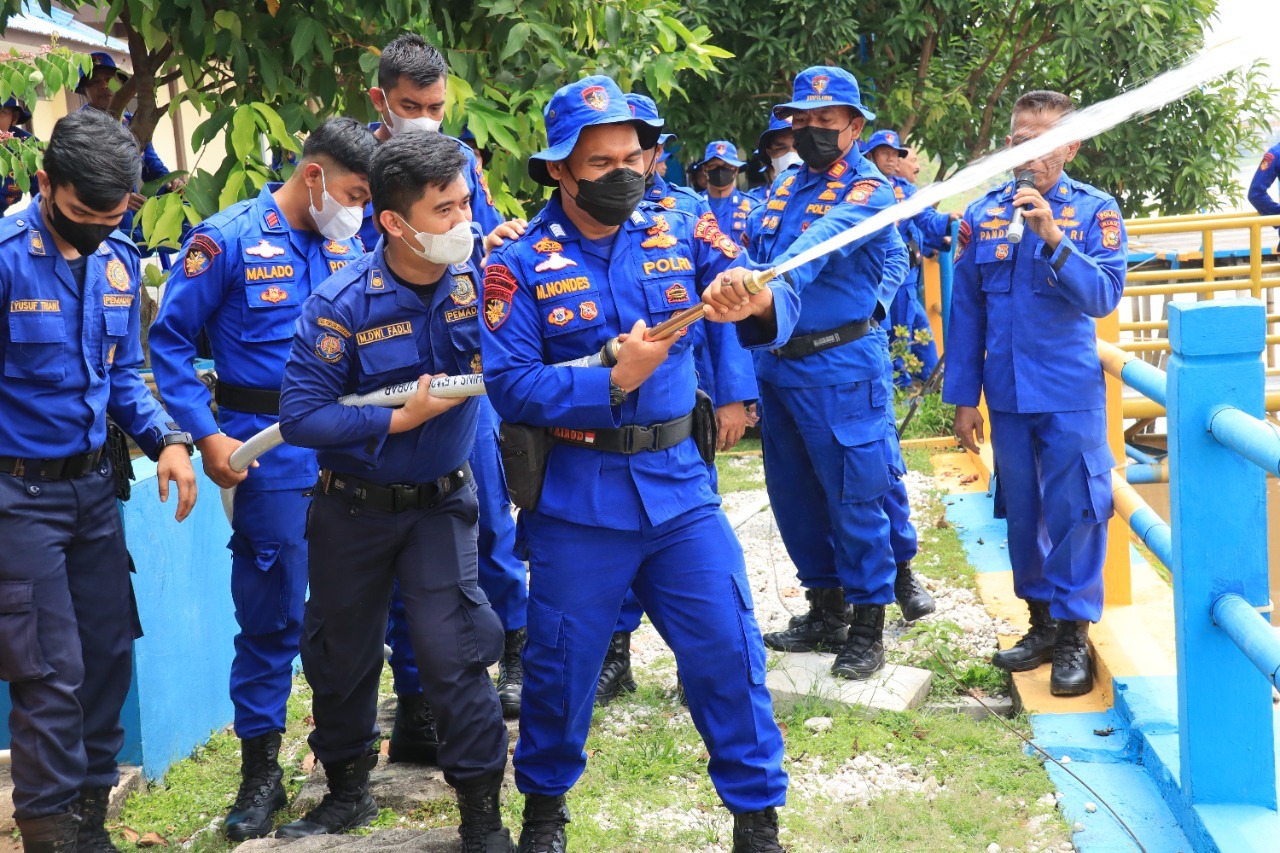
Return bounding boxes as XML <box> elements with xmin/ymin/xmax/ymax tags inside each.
<box><xmin>987</xmin><ymin>844</ymin><xmax>1002</xmax><ymax>853</ymax></box>
<box><xmin>1084</xmin><ymin>802</ymin><xmax>1097</xmax><ymax>814</ymax></box>
<box><xmin>1073</xmin><ymin>822</ymin><xmax>1085</xmax><ymax>833</ymax></box>
<box><xmin>805</xmin><ymin>716</ymin><xmax>834</xmax><ymax>733</ymax></box>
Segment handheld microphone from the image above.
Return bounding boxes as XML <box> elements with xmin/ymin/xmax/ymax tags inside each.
<box><xmin>1005</xmin><ymin>170</ymin><xmax>1037</xmax><ymax>244</ymax></box>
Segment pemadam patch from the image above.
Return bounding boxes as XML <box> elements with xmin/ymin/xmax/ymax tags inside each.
<box><xmin>314</xmin><ymin>332</ymin><xmax>345</xmax><ymax>363</ymax></box>
<box><xmin>451</xmin><ymin>273</ymin><xmax>478</xmax><ymax>307</ymax></box>
<box><xmin>484</xmin><ymin>264</ymin><xmax>518</xmax><ymax>331</ymax></box>
<box><xmin>183</xmin><ymin>234</ymin><xmax>221</xmax><ymax>278</ymax></box>
<box><xmin>105</xmin><ymin>258</ymin><xmax>130</xmax><ymax>291</ymax></box>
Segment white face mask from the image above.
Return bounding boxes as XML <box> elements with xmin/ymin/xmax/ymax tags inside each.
<box><xmin>397</xmin><ymin>216</ymin><xmax>474</xmax><ymax>265</ymax></box>
<box><xmin>308</xmin><ymin>169</ymin><xmax>364</xmax><ymax>242</ymax></box>
<box><xmin>377</xmin><ymin>90</ymin><xmax>442</xmax><ymax>136</ymax></box>
<box><xmin>771</xmin><ymin>151</ymin><xmax>803</xmax><ymax>174</ymax></box>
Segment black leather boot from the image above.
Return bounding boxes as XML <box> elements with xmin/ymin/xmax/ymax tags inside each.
<box><xmin>76</xmin><ymin>787</ymin><xmax>118</xmax><ymax>853</ymax></box>
<box><xmin>732</xmin><ymin>807</ymin><xmax>784</xmax><ymax>852</ymax></box>
<box><xmin>893</xmin><ymin>562</ymin><xmax>936</xmax><ymax>622</ymax></box>
<box><xmin>762</xmin><ymin>587</ymin><xmax>848</xmax><ymax>652</ymax></box>
<box><xmin>831</xmin><ymin>604</ymin><xmax>885</xmax><ymax>680</ymax></box>
<box><xmin>517</xmin><ymin>793</ymin><xmax>569</xmax><ymax>853</ymax></box>
<box><xmin>17</xmin><ymin>811</ymin><xmax>79</xmax><ymax>852</ymax></box>
<box><xmin>992</xmin><ymin>600</ymin><xmax>1058</xmax><ymax>672</ymax></box>
<box><xmin>455</xmin><ymin>771</ymin><xmax>515</xmax><ymax>853</ymax></box>
<box><xmin>497</xmin><ymin>628</ymin><xmax>526</xmax><ymax>719</ymax></box>
<box><xmin>224</xmin><ymin>731</ymin><xmax>287</xmax><ymax>841</ymax></box>
<box><xmin>594</xmin><ymin>631</ymin><xmax>637</xmax><ymax>706</ymax></box>
<box><xmin>387</xmin><ymin>693</ymin><xmax>440</xmax><ymax>765</ymax></box>
<box><xmin>1050</xmin><ymin>620</ymin><xmax>1094</xmax><ymax>696</ymax></box>
<box><xmin>276</xmin><ymin>750</ymin><xmax>379</xmax><ymax>837</ymax></box>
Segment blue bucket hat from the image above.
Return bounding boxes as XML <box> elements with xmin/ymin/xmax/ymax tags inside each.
<box><xmin>1</xmin><ymin>97</ymin><xmax>31</xmax><ymax>126</ymax></box>
<box><xmin>773</xmin><ymin>66</ymin><xmax>875</xmax><ymax>122</ymax></box>
<box><xmin>75</xmin><ymin>51</ymin><xmax>129</xmax><ymax>94</ymax></box>
<box><xmin>529</xmin><ymin>76</ymin><xmax>664</xmax><ymax>187</ymax></box>
<box><xmin>757</xmin><ymin>114</ymin><xmax>794</xmax><ymax>154</ymax></box>
<box><xmin>625</xmin><ymin>93</ymin><xmax>675</xmax><ymax>147</ymax></box>
<box><xmin>863</xmin><ymin>129</ymin><xmax>907</xmax><ymax>157</ymax></box>
<box><xmin>694</xmin><ymin>140</ymin><xmax>746</xmax><ymax>170</ymax></box>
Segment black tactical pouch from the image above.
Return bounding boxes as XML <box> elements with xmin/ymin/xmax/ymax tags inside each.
<box><xmin>106</xmin><ymin>419</ymin><xmax>135</xmax><ymax>502</ymax></box>
<box><xmin>498</xmin><ymin>422</ymin><xmax>556</xmax><ymax>512</ymax></box>
<box><xmin>692</xmin><ymin>389</ymin><xmax>719</xmax><ymax>467</ymax></box>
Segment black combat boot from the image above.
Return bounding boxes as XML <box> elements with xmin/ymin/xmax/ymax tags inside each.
<box><xmin>762</xmin><ymin>587</ymin><xmax>848</xmax><ymax>652</ymax></box>
<box><xmin>276</xmin><ymin>750</ymin><xmax>379</xmax><ymax>837</ymax></box>
<box><xmin>497</xmin><ymin>628</ymin><xmax>526</xmax><ymax>719</ymax></box>
<box><xmin>455</xmin><ymin>771</ymin><xmax>516</xmax><ymax>853</ymax></box>
<box><xmin>16</xmin><ymin>811</ymin><xmax>79</xmax><ymax>852</ymax></box>
<box><xmin>224</xmin><ymin>731</ymin><xmax>287</xmax><ymax>841</ymax></box>
<box><xmin>1050</xmin><ymin>620</ymin><xmax>1094</xmax><ymax>697</ymax></box>
<box><xmin>76</xmin><ymin>786</ymin><xmax>118</xmax><ymax>853</ymax></box>
<box><xmin>732</xmin><ymin>807</ymin><xmax>784</xmax><ymax>852</ymax></box>
<box><xmin>830</xmin><ymin>604</ymin><xmax>885</xmax><ymax>681</ymax></box>
<box><xmin>991</xmin><ymin>600</ymin><xmax>1058</xmax><ymax>672</ymax></box>
<box><xmin>517</xmin><ymin>793</ymin><xmax>569</xmax><ymax>853</ymax></box>
<box><xmin>387</xmin><ymin>693</ymin><xmax>440</xmax><ymax>765</ymax></box>
<box><xmin>594</xmin><ymin>631</ymin><xmax>637</xmax><ymax>706</ymax></box>
<box><xmin>893</xmin><ymin>562</ymin><xmax>936</xmax><ymax>622</ymax></box>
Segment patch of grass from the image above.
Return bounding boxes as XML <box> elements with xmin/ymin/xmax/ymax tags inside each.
<box><xmin>896</xmin><ymin>390</ymin><xmax>956</xmax><ymax>441</ymax></box>
<box><xmin>715</xmin><ymin>436</ymin><xmax>764</xmax><ymax>494</ymax></box>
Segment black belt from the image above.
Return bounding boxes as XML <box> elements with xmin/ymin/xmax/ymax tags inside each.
<box><xmin>0</xmin><ymin>446</ymin><xmax>105</xmax><ymax>480</ymax></box>
<box><xmin>772</xmin><ymin>318</ymin><xmax>877</xmax><ymax>359</ymax></box>
<box><xmin>551</xmin><ymin>412</ymin><xmax>693</xmax><ymax>454</ymax></box>
<box><xmin>215</xmin><ymin>381</ymin><xmax>281</xmax><ymax>416</ymax></box>
<box><xmin>317</xmin><ymin>462</ymin><xmax>471</xmax><ymax>513</ymax></box>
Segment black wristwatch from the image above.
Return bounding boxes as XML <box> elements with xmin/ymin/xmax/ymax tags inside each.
<box><xmin>609</xmin><ymin>379</ymin><xmax>629</xmax><ymax>406</ymax></box>
<box><xmin>160</xmin><ymin>431</ymin><xmax>195</xmax><ymax>456</ymax></box>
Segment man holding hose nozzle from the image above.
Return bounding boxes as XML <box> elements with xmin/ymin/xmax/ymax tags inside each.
<box><xmin>480</xmin><ymin>75</ymin><xmax>797</xmax><ymax>852</ymax></box>
<box><xmin>944</xmin><ymin>90</ymin><xmax>1128</xmax><ymax>696</ymax></box>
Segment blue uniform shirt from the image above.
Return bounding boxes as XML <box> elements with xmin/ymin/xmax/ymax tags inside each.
<box><xmin>357</xmin><ymin>127</ymin><xmax>501</xmax><ymax>250</ymax></box>
<box><xmin>0</xmin><ymin>198</ymin><xmax>173</xmax><ymax>458</ymax></box>
<box><xmin>1248</xmin><ymin>143</ymin><xmax>1280</xmax><ymax>237</ymax></box>
<box><xmin>745</xmin><ymin>150</ymin><xmax>909</xmax><ymax>389</ymax></box>
<box><xmin>479</xmin><ymin>194</ymin><xmax>798</xmax><ymax>530</ymax></box>
<box><xmin>702</xmin><ymin>188</ymin><xmax>755</xmax><ymax>244</ymax></box>
<box><xmin>150</xmin><ymin>183</ymin><xmax>363</xmax><ymax>491</ymax></box>
<box><xmin>279</xmin><ymin>244</ymin><xmax>480</xmax><ymax>484</ymax></box>
<box><xmin>942</xmin><ymin>172</ymin><xmax>1127</xmax><ymax>414</ymax></box>
<box><xmin>647</xmin><ymin>175</ymin><xmax>758</xmax><ymax>406</ymax></box>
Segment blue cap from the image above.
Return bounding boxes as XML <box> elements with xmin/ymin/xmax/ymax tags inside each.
<box><xmin>625</xmin><ymin>93</ymin><xmax>674</xmax><ymax>147</ymax></box>
<box><xmin>694</xmin><ymin>140</ymin><xmax>746</xmax><ymax>170</ymax></box>
<box><xmin>773</xmin><ymin>66</ymin><xmax>875</xmax><ymax>122</ymax></box>
<box><xmin>459</xmin><ymin>123</ymin><xmax>476</xmax><ymax>143</ymax></box>
<box><xmin>863</xmin><ymin>129</ymin><xmax>907</xmax><ymax>157</ymax></box>
<box><xmin>529</xmin><ymin>76</ymin><xmax>663</xmax><ymax>187</ymax></box>
<box><xmin>757</xmin><ymin>114</ymin><xmax>794</xmax><ymax>154</ymax></box>
<box><xmin>75</xmin><ymin>51</ymin><xmax>129</xmax><ymax>94</ymax></box>
<box><xmin>1</xmin><ymin>97</ymin><xmax>31</xmax><ymax>126</ymax></box>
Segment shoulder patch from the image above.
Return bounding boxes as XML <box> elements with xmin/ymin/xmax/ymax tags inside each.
<box><xmin>1263</xmin><ymin>151</ymin><xmax>1275</xmax><ymax>171</ymax></box>
<box><xmin>484</xmin><ymin>264</ymin><xmax>518</xmax><ymax>332</ymax></box>
<box><xmin>955</xmin><ymin>219</ymin><xmax>972</xmax><ymax>261</ymax></box>
<box><xmin>183</xmin><ymin>234</ymin><xmax>221</xmax><ymax>278</ymax></box>
<box><xmin>844</xmin><ymin>179</ymin><xmax>881</xmax><ymax>205</ymax></box>
<box><xmin>316</xmin><ymin>316</ymin><xmax>351</xmax><ymax>338</ymax></box>
<box><xmin>693</xmin><ymin>212</ymin><xmax>740</xmax><ymax>259</ymax></box>
<box><xmin>314</xmin><ymin>332</ymin><xmax>346</xmax><ymax>363</ymax></box>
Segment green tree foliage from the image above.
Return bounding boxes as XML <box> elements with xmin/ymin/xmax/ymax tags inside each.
<box><xmin>668</xmin><ymin>0</ymin><xmax>1276</xmax><ymax>216</ymax></box>
<box><xmin>0</xmin><ymin>46</ymin><xmax>89</xmax><ymax>201</ymax></box>
<box><xmin>1</xmin><ymin>0</ymin><xmax>729</xmax><ymax>249</ymax></box>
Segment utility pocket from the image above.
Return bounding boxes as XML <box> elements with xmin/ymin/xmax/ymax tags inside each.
<box><xmin>457</xmin><ymin>583</ymin><xmax>504</xmax><ymax>665</ymax></box>
<box><xmin>0</xmin><ymin>581</ymin><xmax>52</xmax><ymax>682</ymax></box>
<box><xmin>1082</xmin><ymin>443</ymin><xmax>1116</xmax><ymax>522</ymax></box>
<box><xmin>524</xmin><ymin>600</ymin><xmax>567</xmax><ymax>714</ymax></box>
<box><xmin>5</xmin><ymin>312</ymin><xmax>65</xmax><ymax>380</ymax></box>
<box><xmin>731</xmin><ymin>573</ymin><xmax>766</xmax><ymax>685</ymax></box>
<box><xmin>834</xmin><ymin>418</ymin><xmax>893</xmax><ymax>504</ymax></box>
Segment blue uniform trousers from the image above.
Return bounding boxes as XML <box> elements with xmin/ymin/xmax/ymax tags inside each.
<box><xmin>516</xmin><ymin>504</ymin><xmax>787</xmax><ymax>813</ymax></box>
<box><xmin>227</xmin><ymin>488</ymin><xmax>309</xmax><ymax>739</ymax></box>
<box><xmin>757</xmin><ymin>379</ymin><xmax>899</xmax><ymax>604</ymax></box>
<box><xmin>302</xmin><ymin>480</ymin><xmax>508</xmax><ymax>784</ymax></box>
<box><xmin>988</xmin><ymin>408</ymin><xmax>1112</xmax><ymax>622</ymax></box>
<box><xmin>885</xmin><ymin>477</ymin><xmax>919</xmax><ymax>566</ymax></box>
<box><xmin>0</xmin><ymin>463</ymin><xmax>138</xmax><ymax>819</ymax></box>
<box><xmin>386</xmin><ymin>403</ymin><xmax>528</xmax><ymax>696</ymax></box>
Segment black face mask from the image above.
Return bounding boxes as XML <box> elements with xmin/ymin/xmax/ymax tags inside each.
<box><xmin>567</xmin><ymin>167</ymin><xmax>645</xmax><ymax>227</ymax></box>
<box><xmin>706</xmin><ymin>166</ymin><xmax>737</xmax><ymax>189</ymax></box>
<box><xmin>794</xmin><ymin>124</ymin><xmax>849</xmax><ymax>170</ymax></box>
<box><xmin>48</xmin><ymin>195</ymin><xmax>117</xmax><ymax>257</ymax></box>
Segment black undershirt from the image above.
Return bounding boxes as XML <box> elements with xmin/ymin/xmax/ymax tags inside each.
<box><xmin>387</xmin><ymin>263</ymin><xmax>439</xmax><ymax>306</ymax></box>
<box><xmin>65</xmin><ymin>255</ymin><xmax>88</xmax><ymax>290</ymax></box>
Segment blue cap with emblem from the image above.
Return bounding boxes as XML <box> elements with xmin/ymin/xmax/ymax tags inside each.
<box><xmin>75</xmin><ymin>51</ymin><xmax>129</xmax><ymax>94</ymax></box>
<box><xmin>625</xmin><ymin>93</ymin><xmax>675</xmax><ymax>148</ymax></box>
<box><xmin>773</xmin><ymin>66</ymin><xmax>875</xmax><ymax>122</ymax></box>
<box><xmin>1</xmin><ymin>97</ymin><xmax>31</xmax><ymax>126</ymax></box>
<box><xmin>862</xmin><ymin>129</ymin><xmax>907</xmax><ymax>157</ymax></box>
<box><xmin>529</xmin><ymin>75</ymin><xmax>664</xmax><ymax>187</ymax></box>
<box><xmin>694</xmin><ymin>140</ymin><xmax>746</xmax><ymax>170</ymax></box>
